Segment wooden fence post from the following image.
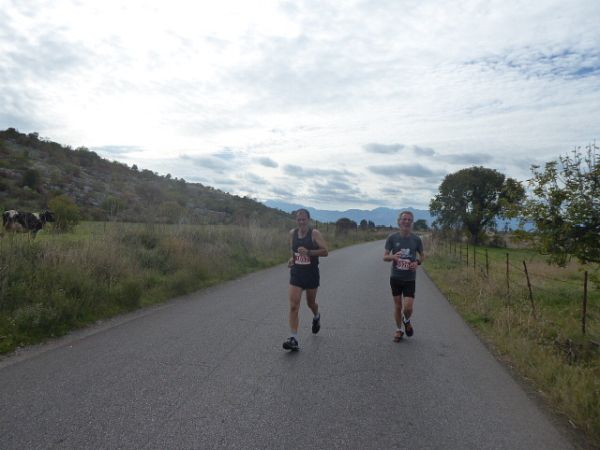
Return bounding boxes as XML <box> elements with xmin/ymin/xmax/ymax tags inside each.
<box><xmin>522</xmin><ymin>260</ymin><xmax>536</xmax><ymax>318</ymax></box>
<box><xmin>466</xmin><ymin>243</ymin><xmax>469</xmax><ymax>266</ymax></box>
<box><xmin>485</xmin><ymin>249</ymin><xmax>489</xmax><ymax>276</ymax></box>
<box><xmin>582</xmin><ymin>271</ymin><xmax>588</xmax><ymax>335</ymax></box>
<box><xmin>506</xmin><ymin>253</ymin><xmax>510</xmax><ymax>298</ymax></box>
<box><xmin>473</xmin><ymin>245</ymin><xmax>477</xmax><ymax>270</ymax></box>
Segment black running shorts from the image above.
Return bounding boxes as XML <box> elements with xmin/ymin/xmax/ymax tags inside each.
<box><xmin>290</xmin><ymin>267</ymin><xmax>320</xmax><ymax>290</ymax></box>
<box><xmin>390</xmin><ymin>278</ymin><xmax>416</xmax><ymax>297</ymax></box>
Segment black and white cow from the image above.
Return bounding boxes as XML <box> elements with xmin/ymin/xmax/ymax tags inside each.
<box><xmin>2</xmin><ymin>210</ymin><xmax>55</xmax><ymax>236</ymax></box>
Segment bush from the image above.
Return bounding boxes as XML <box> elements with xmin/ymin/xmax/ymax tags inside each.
<box><xmin>49</xmin><ymin>194</ymin><xmax>80</xmax><ymax>232</ymax></box>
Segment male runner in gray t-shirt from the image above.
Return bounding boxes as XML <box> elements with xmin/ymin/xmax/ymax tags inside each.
<box><xmin>383</xmin><ymin>210</ymin><xmax>425</xmax><ymax>342</ymax></box>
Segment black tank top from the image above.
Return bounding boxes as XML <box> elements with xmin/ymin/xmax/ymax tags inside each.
<box><xmin>292</xmin><ymin>228</ymin><xmax>319</xmax><ymax>267</ymax></box>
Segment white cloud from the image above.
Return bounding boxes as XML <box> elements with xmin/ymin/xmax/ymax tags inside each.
<box><xmin>1</xmin><ymin>0</ymin><xmax>599</xmax><ymax>210</ymax></box>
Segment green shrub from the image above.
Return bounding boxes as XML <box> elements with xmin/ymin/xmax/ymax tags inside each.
<box><xmin>49</xmin><ymin>194</ymin><xmax>80</xmax><ymax>232</ymax></box>
<box><xmin>115</xmin><ymin>279</ymin><xmax>142</xmax><ymax>309</ymax></box>
<box><xmin>13</xmin><ymin>303</ymin><xmax>61</xmax><ymax>337</ymax></box>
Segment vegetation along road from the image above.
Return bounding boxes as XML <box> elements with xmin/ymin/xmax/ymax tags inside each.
<box><xmin>0</xmin><ymin>241</ymin><xmax>575</xmax><ymax>449</ymax></box>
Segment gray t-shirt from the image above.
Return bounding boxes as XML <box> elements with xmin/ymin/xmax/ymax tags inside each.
<box><xmin>385</xmin><ymin>232</ymin><xmax>423</xmax><ymax>281</ymax></box>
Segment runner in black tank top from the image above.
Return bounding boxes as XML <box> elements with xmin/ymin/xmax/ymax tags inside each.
<box><xmin>282</xmin><ymin>209</ymin><xmax>329</xmax><ymax>351</ymax></box>
<box><xmin>290</xmin><ymin>227</ymin><xmax>320</xmax><ymax>281</ymax></box>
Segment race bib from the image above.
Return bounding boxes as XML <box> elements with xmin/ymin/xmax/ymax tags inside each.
<box><xmin>395</xmin><ymin>258</ymin><xmax>411</xmax><ymax>270</ymax></box>
<box><xmin>294</xmin><ymin>252</ymin><xmax>311</xmax><ymax>265</ymax></box>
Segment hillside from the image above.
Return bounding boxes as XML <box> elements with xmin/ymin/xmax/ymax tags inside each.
<box><xmin>0</xmin><ymin>128</ymin><xmax>292</xmax><ymax>227</ymax></box>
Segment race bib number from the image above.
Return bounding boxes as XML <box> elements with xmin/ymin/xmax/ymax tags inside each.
<box><xmin>294</xmin><ymin>252</ymin><xmax>311</xmax><ymax>265</ymax></box>
<box><xmin>395</xmin><ymin>258</ymin><xmax>411</xmax><ymax>270</ymax></box>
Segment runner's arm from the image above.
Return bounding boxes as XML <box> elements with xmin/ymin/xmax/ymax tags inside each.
<box><xmin>384</xmin><ymin>249</ymin><xmax>402</xmax><ymax>263</ymax></box>
<box><xmin>383</xmin><ymin>249</ymin><xmax>395</xmax><ymax>262</ymax></box>
<box><xmin>288</xmin><ymin>229</ymin><xmax>295</xmax><ymax>267</ymax></box>
<box><xmin>308</xmin><ymin>229</ymin><xmax>328</xmax><ymax>257</ymax></box>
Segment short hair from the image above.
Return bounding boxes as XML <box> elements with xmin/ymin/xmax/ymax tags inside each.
<box><xmin>398</xmin><ymin>210</ymin><xmax>414</xmax><ymax>220</ymax></box>
<box><xmin>295</xmin><ymin>208</ymin><xmax>310</xmax><ymax>219</ymax></box>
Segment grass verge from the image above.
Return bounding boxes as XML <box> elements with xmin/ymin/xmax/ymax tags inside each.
<box><xmin>424</xmin><ymin>237</ymin><xmax>600</xmax><ymax>447</ymax></box>
<box><xmin>0</xmin><ymin>222</ymin><xmax>386</xmax><ymax>355</ymax></box>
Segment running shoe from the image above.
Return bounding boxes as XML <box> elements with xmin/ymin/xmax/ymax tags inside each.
<box><xmin>312</xmin><ymin>315</ymin><xmax>321</xmax><ymax>334</ymax></box>
<box><xmin>393</xmin><ymin>329</ymin><xmax>404</xmax><ymax>342</ymax></box>
<box><xmin>282</xmin><ymin>336</ymin><xmax>299</xmax><ymax>351</ymax></box>
<box><xmin>404</xmin><ymin>321</ymin><xmax>414</xmax><ymax>337</ymax></box>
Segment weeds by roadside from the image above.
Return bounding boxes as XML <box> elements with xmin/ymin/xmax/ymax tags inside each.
<box><xmin>424</xmin><ymin>237</ymin><xmax>600</xmax><ymax>447</ymax></box>
<box><xmin>0</xmin><ymin>222</ymin><xmax>386</xmax><ymax>355</ymax></box>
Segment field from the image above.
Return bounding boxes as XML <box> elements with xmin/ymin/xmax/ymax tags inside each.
<box><xmin>424</xmin><ymin>235</ymin><xmax>600</xmax><ymax>447</ymax></box>
<box><xmin>0</xmin><ymin>221</ymin><xmax>386</xmax><ymax>355</ymax></box>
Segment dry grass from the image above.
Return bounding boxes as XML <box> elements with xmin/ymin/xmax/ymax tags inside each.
<box><xmin>0</xmin><ymin>221</ymin><xmax>383</xmax><ymax>354</ymax></box>
<box><xmin>424</xmin><ymin>236</ymin><xmax>600</xmax><ymax>446</ymax></box>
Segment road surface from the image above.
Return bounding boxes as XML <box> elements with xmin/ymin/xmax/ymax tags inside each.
<box><xmin>0</xmin><ymin>240</ymin><xmax>576</xmax><ymax>449</ymax></box>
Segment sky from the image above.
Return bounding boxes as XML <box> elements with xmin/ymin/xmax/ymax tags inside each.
<box><xmin>1</xmin><ymin>0</ymin><xmax>599</xmax><ymax>211</ymax></box>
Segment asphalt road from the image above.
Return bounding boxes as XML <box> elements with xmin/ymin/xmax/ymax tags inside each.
<box><xmin>0</xmin><ymin>240</ymin><xmax>576</xmax><ymax>449</ymax></box>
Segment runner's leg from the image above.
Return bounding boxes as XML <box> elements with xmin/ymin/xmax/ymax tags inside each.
<box><xmin>403</xmin><ymin>296</ymin><xmax>414</xmax><ymax>322</ymax></box>
<box><xmin>306</xmin><ymin>288</ymin><xmax>319</xmax><ymax>316</ymax></box>
<box><xmin>288</xmin><ymin>285</ymin><xmax>303</xmax><ymax>334</ymax></box>
<box><xmin>393</xmin><ymin>295</ymin><xmax>404</xmax><ymax>329</ymax></box>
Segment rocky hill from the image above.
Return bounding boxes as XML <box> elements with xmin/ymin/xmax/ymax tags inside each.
<box><xmin>0</xmin><ymin>128</ymin><xmax>292</xmax><ymax>227</ymax></box>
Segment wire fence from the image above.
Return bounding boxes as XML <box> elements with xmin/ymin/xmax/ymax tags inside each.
<box><xmin>428</xmin><ymin>236</ymin><xmax>598</xmax><ymax>338</ymax></box>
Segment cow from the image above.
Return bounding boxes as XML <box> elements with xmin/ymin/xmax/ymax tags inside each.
<box><xmin>2</xmin><ymin>210</ymin><xmax>55</xmax><ymax>236</ymax></box>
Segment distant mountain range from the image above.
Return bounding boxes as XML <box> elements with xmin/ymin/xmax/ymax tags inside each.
<box><xmin>263</xmin><ymin>200</ymin><xmax>433</xmax><ymax>227</ymax></box>
<box><xmin>263</xmin><ymin>200</ymin><xmax>529</xmax><ymax>231</ymax></box>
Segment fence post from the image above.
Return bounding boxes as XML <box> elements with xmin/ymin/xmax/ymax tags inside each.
<box><xmin>473</xmin><ymin>245</ymin><xmax>476</xmax><ymax>270</ymax></box>
<box><xmin>466</xmin><ymin>243</ymin><xmax>469</xmax><ymax>266</ymax></box>
<box><xmin>522</xmin><ymin>260</ymin><xmax>536</xmax><ymax>318</ymax></box>
<box><xmin>506</xmin><ymin>253</ymin><xmax>510</xmax><ymax>298</ymax></box>
<box><xmin>582</xmin><ymin>271</ymin><xmax>588</xmax><ymax>335</ymax></box>
<box><xmin>485</xmin><ymin>249</ymin><xmax>489</xmax><ymax>276</ymax></box>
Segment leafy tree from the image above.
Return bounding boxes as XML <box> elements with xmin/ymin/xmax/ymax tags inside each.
<box><xmin>523</xmin><ymin>143</ymin><xmax>599</xmax><ymax>265</ymax></box>
<box><xmin>101</xmin><ymin>195</ymin><xmax>126</xmax><ymax>221</ymax></box>
<box><xmin>157</xmin><ymin>201</ymin><xmax>186</xmax><ymax>224</ymax></box>
<box><xmin>429</xmin><ymin>166</ymin><xmax>525</xmax><ymax>244</ymax></box>
<box><xmin>335</xmin><ymin>217</ymin><xmax>357</xmax><ymax>234</ymax></box>
<box><xmin>414</xmin><ymin>219</ymin><xmax>429</xmax><ymax>232</ymax></box>
<box><xmin>49</xmin><ymin>195</ymin><xmax>80</xmax><ymax>232</ymax></box>
<box><xmin>359</xmin><ymin>219</ymin><xmax>368</xmax><ymax>230</ymax></box>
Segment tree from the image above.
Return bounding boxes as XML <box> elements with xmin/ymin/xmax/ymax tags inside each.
<box><xmin>523</xmin><ymin>143</ymin><xmax>599</xmax><ymax>265</ymax></box>
<box><xmin>335</xmin><ymin>217</ymin><xmax>357</xmax><ymax>234</ymax></box>
<box><xmin>359</xmin><ymin>219</ymin><xmax>369</xmax><ymax>230</ymax></box>
<box><xmin>429</xmin><ymin>166</ymin><xmax>525</xmax><ymax>244</ymax></box>
<box><xmin>49</xmin><ymin>195</ymin><xmax>80</xmax><ymax>232</ymax></box>
<box><xmin>414</xmin><ymin>219</ymin><xmax>429</xmax><ymax>232</ymax></box>
<box><xmin>157</xmin><ymin>201</ymin><xmax>186</xmax><ymax>224</ymax></box>
<box><xmin>101</xmin><ymin>195</ymin><xmax>126</xmax><ymax>221</ymax></box>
